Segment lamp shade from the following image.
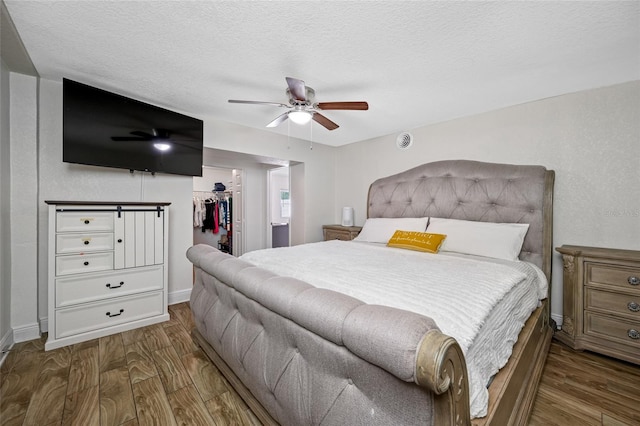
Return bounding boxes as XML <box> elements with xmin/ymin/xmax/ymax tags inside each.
<box><xmin>341</xmin><ymin>207</ymin><xmax>354</xmax><ymax>226</ymax></box>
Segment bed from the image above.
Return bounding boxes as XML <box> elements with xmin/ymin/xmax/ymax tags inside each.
<box><xmin>187</xmin><ymin>160</ymin><xmax>555</xmax><ymax>425</ymax></box>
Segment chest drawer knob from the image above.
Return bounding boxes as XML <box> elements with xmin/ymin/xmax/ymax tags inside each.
<box><xmin>83</xmin><ymin>261</ymin><xmax>89</xmax><ymax>266</ymax></box>
<box><xmin>629</xmin><ymin>276</ymin><xmax>640</xmax><ymax>286</ymax></box>
<box><xmin>84</xmin><ymin>220</ymin><xmax>90</xmax><ymax>224</ymax></box>
<box><xmin>628</xmin><ymin>329</ymin><xmax>640</xmax><ymax>340</ymax></box>
<box><xmin>629</xmin><ymin>302</ymin><xmax>640</xmax><ymax>312</ymax></box>
<box><xmin>83</xmin><ymin>240</ymin><xmax>90</xmax><ymax>245</ymax></box>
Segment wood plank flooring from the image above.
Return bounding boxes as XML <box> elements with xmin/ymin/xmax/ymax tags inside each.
<box><xmin>1</xmin><ymin>303</ymin><xmax>639</xmax><ymax>425</ymax></box>
<box><xmin>529</xmin><ymin>340</ymin><xmax>640</xmax><ymax>426</ymax></box>
<box><xmin>0</xmin><ymin>303</ymin><xmax>258</xmax><ymax>426</ymax></box>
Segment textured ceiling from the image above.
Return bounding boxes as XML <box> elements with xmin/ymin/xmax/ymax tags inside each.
<box><xmin>4</xmin><ymin>1</ymin><xmax>640</xmax><ymax>147</ymax></box>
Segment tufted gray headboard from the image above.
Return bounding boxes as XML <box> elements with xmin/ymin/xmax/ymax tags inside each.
<box><xmin>367</xmin><ymin>160</ymin><xmax>555</xmax><ymax>280</ymax></box>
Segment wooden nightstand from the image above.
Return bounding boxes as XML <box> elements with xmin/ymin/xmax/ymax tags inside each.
<box><xmin>322</xmin><ymin>225</ymin><xmax>362</xmax><ymax>241</ymax></box>
<box><xmin>556</xmin><ymin>245</ymin><xmax>640</xmax><ymax>364</ymax></box>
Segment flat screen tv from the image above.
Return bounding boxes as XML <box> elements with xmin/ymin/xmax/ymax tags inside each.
<box><xmin>63</xmin><ymin>78</ymin><xmax>203</xmax><ymax>177</ymax></box>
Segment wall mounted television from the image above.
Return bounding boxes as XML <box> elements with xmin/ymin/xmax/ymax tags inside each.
<box><xmin>63</xmin><ymin>78</ymin><xmax>204</xmax><ymax>177</ymax></box>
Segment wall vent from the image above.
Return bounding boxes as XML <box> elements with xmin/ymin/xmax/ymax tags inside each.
<box><xmin>396</xmin><ymin>132</ymin><xmax>413</xmax><ymax>150</ymax></box>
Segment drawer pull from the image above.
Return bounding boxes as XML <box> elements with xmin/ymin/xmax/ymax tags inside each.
<box><xmin>106</xmin><ymin>309</ymin><xmax>124</xmax><ymax>318</ymax></box>
<box><xmin>628</xmin><ymin>329</ymin><xmax>640</xmax><ymax>340</ymax></box>
<box><xmin>106</xmin><ymin>281</ymin><xmax>124</xmax><ymax>289</ymax></box>
<box><xmin>83</xmin><ymin>261</ymin><xmax>89</xmax><ymax>266</ymax></box>
<box><xmin>84</xmin><ymin>220</ymin><xmax>90</xmax><ymax>224</ymax></box>
<box><xmin>629</xmin><ymin>276</ymin><xmax>640</xmax><ymax>286</ymax></box>
<box><xmin>83</xmin><ymin>240</ymin><xmax>90</xmax><ymax>245</ymax></box>
<box><xmin>629</xmin><ymin>302</ymin><xmax>640</xmax><ymax>312</ymax></box>
<box><xmin>117</xmin><ymin>239</ymin><xmax>123</xmax><ymax>243</ymax></box>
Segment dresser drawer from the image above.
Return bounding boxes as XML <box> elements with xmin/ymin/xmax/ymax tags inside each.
<box><xmin>585</xmin><ymin>288</ymin><xmax>640</xmax><ymax>320</ymax></box>
<box><xmin>56</xmin><ymin>252</ymin><xmax>114</xmax><ymax>276</ymax></box>
<box><xmin>55</xmin><ymin>291</ymin><xmax>164</xmax><ymax>339</ymax></box>
<box><xmin>584</xmin><ymin>311</ymin><xmax>640</xmax><ymax>348</ymax></box>
<box><xmin>586</xmin><ymin>263</ymin><xmax>640</xmax><ymax>291</ymax></box>
<box><xmin>56</xmin><ymin>266</ymin><xmax>163</xmax><ymax>307</ymax></box>
<box><xmin>56</xmin><ymin>232</ymin><xmax>114</xmax><ymax>254</ymax></box>
<box><xmin>57</xmin><ymin>211</ymin><xmax>114</xmax><ymax>233</ymax></box>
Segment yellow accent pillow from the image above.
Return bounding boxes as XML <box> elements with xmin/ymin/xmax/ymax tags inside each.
<box><xmin>386</xmin><ymin>230</ymin><xmax>447</xmax><ymax>253</ymax></box>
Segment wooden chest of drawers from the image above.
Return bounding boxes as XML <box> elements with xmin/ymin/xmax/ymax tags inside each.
<box><xmin>556</xmin><ymin>245</ymin><xmax>639</xmax><ymax>364</ymax></box>
<box><xmin>322</xmin><ymin>224</ymin><xmax>362</xmax><ymax>241</ymax></box>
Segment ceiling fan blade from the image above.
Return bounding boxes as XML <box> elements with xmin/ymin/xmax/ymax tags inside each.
<box><xmin>266</xmin><ymin>112</ymin><xmax>289</xmax><ymax>128</ymax></box>
<box><xmin>228</xmin><ymin>99</ymin><xmax>289</xmax><ymax>108</ymax></box>
<box><xmin>312</xmin><ymin>113</ymin><xmax>339</xmax><ymax>131</ymax></box>
<box><xmin>316</xmin><ymin>101</ymin><xmax>369</xmax><ymax>110</ymax></box>
<box><xmin>111</xmin><ymin>137</ymin><xmax>149</xmax><ymax>141</ymax></box>
<box><xmin>286</xmin><ymin>77</ymin><xmax>307</xmax><ymax>101</ymax></box>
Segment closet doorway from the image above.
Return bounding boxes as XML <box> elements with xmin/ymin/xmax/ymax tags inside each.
<box><xmin>193</xmin><ymin>166</ymin><xmax>244</xmax><ymax>256</ymax></box>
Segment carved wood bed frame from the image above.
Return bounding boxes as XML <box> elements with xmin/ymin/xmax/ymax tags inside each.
<box><xmin>190</xmin><ymin>160</ymin><xmax>555</xmax><ymax>425</ymax></box>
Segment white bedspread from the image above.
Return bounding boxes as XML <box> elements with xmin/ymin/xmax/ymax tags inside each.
<box><xmin>241</xmin><ymin>240</ymin><xmax>547</xmax><ymax>418</ymax></box>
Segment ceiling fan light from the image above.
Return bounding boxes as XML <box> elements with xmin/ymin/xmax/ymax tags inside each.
<box><xmin>288</xmin><ymin>110</ymin><xmax>312</xmax><ymax>125</ymax></box>
<box><xmin>153</xmin><ymin>142</ymin><xmax>171</xmax><ymax>151</ymax></box>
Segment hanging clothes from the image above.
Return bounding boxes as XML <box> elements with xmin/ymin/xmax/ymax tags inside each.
<box><xmin>213</xmin><ymin>203</ymin><xmax>219</xmax><ymax>234</ymax></box>
<box><xmin>202</xmin><ymin>199</ymin><xmax>215</xmax><ymax>232</ymax></box>
<box><xmin>193</xmin><ymin>196</ymin><xmax>204</xmax><ymax>228</ymax></box>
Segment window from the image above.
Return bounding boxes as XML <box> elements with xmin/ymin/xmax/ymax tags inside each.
<box><xmin>280</xmin><ymin>190</ymin><xmax>290</xmax><ymax>218</ymax></box>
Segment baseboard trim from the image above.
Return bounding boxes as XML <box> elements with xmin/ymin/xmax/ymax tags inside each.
<box><xmin>551</xmin><ymin>313</ymin><xmax>563</xmax><ymax>329</ymax></box>
<box><xmin>169</xmin><ymin>288</ymin><xmax>192</xmax><ymax>305</ymax></box>
<box><xmin>0</xmin><ymin>329</ymin><xmax>15</xmax><ymax>367</ymax></box>
<box><xmin>12</xmin><ymin>322</ymin><xmax>40</xmax><ymax>343</ymax></box>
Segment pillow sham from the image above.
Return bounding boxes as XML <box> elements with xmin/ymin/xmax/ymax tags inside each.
<box><xmin>353</xmin><ymin>217</ymin><xmax>429</xmax><ymax>243</ymax></box>
<box><xmin>387</xmin><ymin>230</ymin><xmax>447</xmax><ymax>253</ymax></box>
<box><xmin>426</xmin><ymin>217</ymin><xmax>529</xmax><ymax>261</ymax></box>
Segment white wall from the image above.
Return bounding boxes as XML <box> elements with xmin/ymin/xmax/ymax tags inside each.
<box><xmin>334</xmin><ymin>81</ymin><xmax>640</xmax><ymax>325</ymax></box>
<box><xmin>0</xmin><ymin>59</ymin><xmax>11</xmax><ymax>352</ymax></box>
<box><xmin>10</xmin><ymin>72</ymin><xmax>40</xmax><ymax>341</ymax></box>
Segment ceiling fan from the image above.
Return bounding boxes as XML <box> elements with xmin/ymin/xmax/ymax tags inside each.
<box><xmin>111</xmin><ymin>128</ymin><xmax>190</xmax><ymax>151</ymax></box>
<box><xmin>228</xmin><ymin>77</ymin><xmax>368</xmax><ymax>131</ymax></box>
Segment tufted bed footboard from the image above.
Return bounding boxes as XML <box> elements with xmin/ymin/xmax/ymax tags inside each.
<box><xmin>187</xmin><ymin>244</ymin><xmax>471</xmax><ymax>426</ymax></box>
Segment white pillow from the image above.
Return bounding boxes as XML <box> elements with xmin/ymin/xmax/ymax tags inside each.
<box><xmin>426</xmin><ymin>217</ymin><xmax>529</xmax><ymax>261</ymax></box>
<box><xmin>353</xmin><ymin>217</ymin><xmax>429</xmax><ymax>243</ymax></box>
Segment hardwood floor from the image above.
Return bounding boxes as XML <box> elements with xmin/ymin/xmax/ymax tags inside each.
<box><xmin>2</xmin><ymin>304</ymin><xmax>639</xmax><ymax>425</ymax></box>
<box><xmin>0</xmin><ymin>303</ymin><xmax>259</xmax><ymax>426</ymax></box>
<box><xmin>529</xmin><ymin>340</ymin><xmax>640</xmax><ymax>426</ymax></box>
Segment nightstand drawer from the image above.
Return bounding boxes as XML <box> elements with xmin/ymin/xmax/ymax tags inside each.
<box><xmin>56</xmin><ymin>252</ymin><xmax>114</xmax><ymax>276</ymax></box>
<box><xmin>587</xmin><ymin>263</ymin><xmax>640</xmax><ymax>291</ymax></box>
<box><xmin>322</xmin><ymin>225</ymin><xmax>362</xmax><ymax>241</ymax></box>
<box><xmin>55</xmin><ymin>291</ymin><xmax>164</xmax><ymax>339</ymax></box>
<box><xmin>56</xmin><ymin>266</ymin><xmax>163</xmax><ymax>307</ymax></box>
<box><xmin>584</xmin><ymin>311</ymin><xmax>640</xmax><ymax>348</ymax></box>
<box><xmin>57</xmin><ymin>211</ymin><xmax>114</xmax><ymax>232</ymax></box>
<box><xmin>56</xmin><ymin>232</ymin><xmax>114</xmax><ymax>254</ymax></box>
<box><xmin>585</xmin><ymin>288</ymin><xmax>640</xmax><ymax>319</ymax></box>
<box><xmin>325</xmin><ymin>229</ymin><xmax>352</xmax><ymax>241</ymax></box>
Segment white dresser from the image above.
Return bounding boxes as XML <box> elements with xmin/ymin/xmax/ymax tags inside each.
<box><xmin>45</xmin><ymin>201</ymin><xmax>170</xmax><ymax>350</ymax></box>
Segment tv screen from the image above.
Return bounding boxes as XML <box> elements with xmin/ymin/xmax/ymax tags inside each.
<box><xmin>63</xmin><ymin>78</ymin><xmax>203</xmax><ymax>177</ymax></box>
